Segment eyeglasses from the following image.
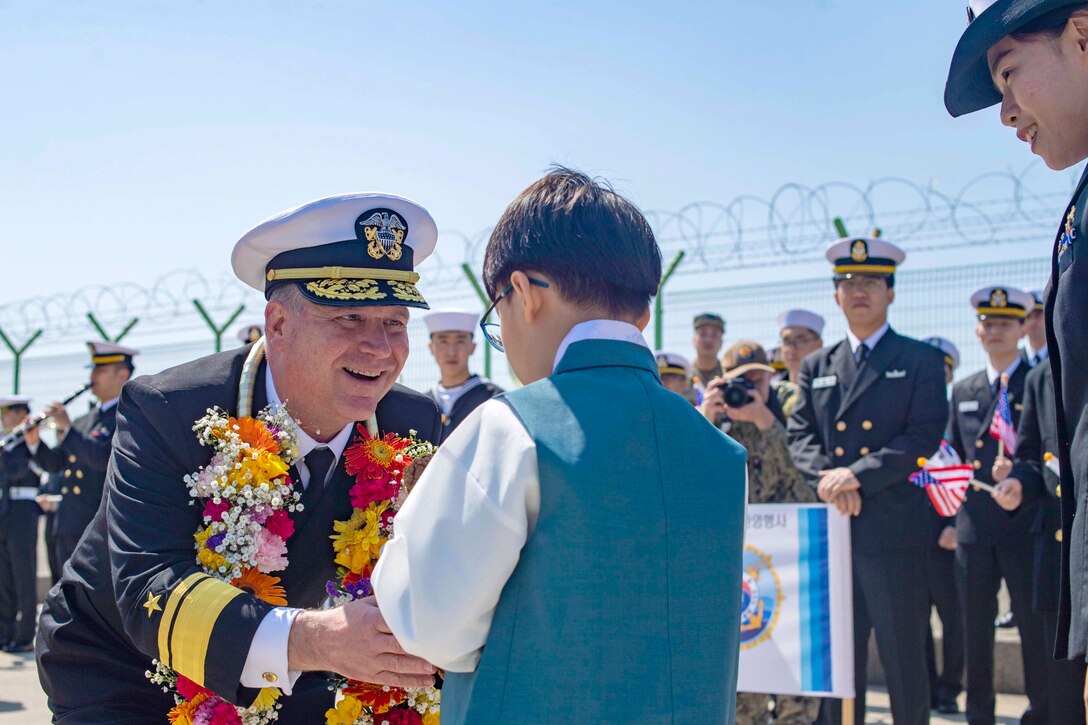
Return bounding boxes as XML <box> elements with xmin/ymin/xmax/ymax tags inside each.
<box><xmin>479</xmin><ymin>278</ymin><xmax>550</xmax><ymax>352</ymax></box>
<box><xmin>836</xmin><ymin>276</ymin><xmax>887</xmax><ymax>294</ymax></box>
<box><xmin>781</xmin><ymin>334</ymin><xmax>818</xmax><ymax>349</ymax></box>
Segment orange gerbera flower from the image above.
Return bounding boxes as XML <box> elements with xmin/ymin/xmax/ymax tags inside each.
<box><xmin>343</xmin><ymin>680</ymin><xmax>407</xmax><ymax>714</ymax></box>
<box><xmin>230</xmin><ymin>416</ymin><xmax>281</xmax><ymax>456</ymax></box>
<box><xmin>232</xmin><ymin>567</ymin><xmax>288</xmax><ymax>606</ymax></box>
<box><xmin>345</xmin><ymin>427</ymin><xmax>410</xmax><ymax>475</ymax></box>
<box><xmin>168</xmin><ymin>692</ymin><xmax>209</xmax><ymax>724</ymax></box>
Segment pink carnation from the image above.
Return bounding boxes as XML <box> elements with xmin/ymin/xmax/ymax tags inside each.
<box><xmin>202</xmin><ymin>500</ymin><xmax>231</xmax><ymax>523</ymax></box>
<box><xmin>349</xmin><ymin>475</ymin><xmax>397</xmax><ymax>510</ymax></box>
<box><xmin>264</xmin><ymin>509</ymin><xmax>294</xmax><ymax>540</ymax></box>
<box><xmin>253</xmin><ymin>529</ymin><xmax>288</xmax><ymax>573</ymax></box>
<box><xmin>194</xmin><ymin>696</ymin><xmax>242</xmax><ymax>725</ymax></box>
<box><xmin>381</xmin><ymin>708</ymin><xmax>423</xmax><ymax>725</ymax></box>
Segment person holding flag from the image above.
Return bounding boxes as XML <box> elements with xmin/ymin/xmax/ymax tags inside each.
<box><xmin>946</xmin><ymin>285</ymin><xmax>1048</xmax><ymax>725</ymax></box>
<box><xmin>999</xmin><ymin>346</ymin><xmax>1088</xmax><ymax>723</ymax></box>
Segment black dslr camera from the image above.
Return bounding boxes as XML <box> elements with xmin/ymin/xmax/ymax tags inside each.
<box><xmin>716</xmin><ymin>377</ymin><xmax>756</xmax><ymax>408</ymax></box>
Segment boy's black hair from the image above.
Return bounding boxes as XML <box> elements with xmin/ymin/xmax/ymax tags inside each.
<box><xmin>4</xmin><ymin>404</ymin><xmax>29</xmax><ymax>416</ymax></box>
<box><xmin>483</xmin><ymin>166</ymin><xmax>662</xmax><ymax>318</ymax></box>
<box><xmin>1012</xmin><ymin>3</ymin><xmax>1088</xmax><ymax>41</ymax></box>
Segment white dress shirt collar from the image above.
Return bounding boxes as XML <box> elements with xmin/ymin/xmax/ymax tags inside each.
<box><xmin>98</xmin><ymin>397</ymin><xmax>120</xmax><ymax>412</ymax></box>
<box><xmin>552</xmin><ymin>319</ymin><xmax>649</xmax><ymax>372</ymax></box>
<box><xmin>264</xmin><ymin>365</ymin><xmax>353</xmax><ymax>463</ymax></box>
<box><xmin>846</xmin><ymin>322</ymin><xmax>889</xmax><ymax>355</ymax></box>
<box><xmin>1024</xmin><ymin>341</ymin><xmax>1048</xmax><ymax>362</ymax></box>
<box><xmin>986</xmin><ymin>356</ymin><xmax>1022</xmax><ymax>387</ymax></box>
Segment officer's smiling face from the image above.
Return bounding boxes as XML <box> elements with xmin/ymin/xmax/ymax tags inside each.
<box><xmin>265</xmin><ymin>291</ymin><xmax>409</xmax><ymax>439</ymax></box>
<box><xmin>989</xmin><ymin>13</ymin><xmax>1088</xmax><ymax>170</ymax></box>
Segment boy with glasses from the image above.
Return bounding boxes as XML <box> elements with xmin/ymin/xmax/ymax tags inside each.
<box><xmin>373</xmin><ymin>167</ymin><xmax>748</xmax><ymax>723</ymax></box>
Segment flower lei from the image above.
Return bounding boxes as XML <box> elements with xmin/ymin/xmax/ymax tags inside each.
<box><xmin>323</xmin><ymin>426</ymin><xmax>440</xmax><ymax>725</ymax></box>
<box><xmin>148</xmin><ymin>403</ymin><xmax>301</xmax><ymax>725</ymax></box>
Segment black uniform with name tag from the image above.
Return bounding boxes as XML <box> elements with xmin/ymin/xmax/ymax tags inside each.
<box><xmin>947</xmin><ymin>361</ymin><xmax>1047</xmax><ymax>725</ymax></box>
<box><xmin>1012</xmin><ymin>361</ymin><xmax>1087</xmax><ymax>724</ymax></box>
<box><xmin>1050</xmin><ymin>165</ymin><xmax>1088</xmax><ymax>664</ymax></box>
<box><xmin>0</xmin><ymin>440</ymin><xmax>41</xmax><ymax>648</ymax></box>
<box><xmin>33</xmin><ymin>403</ymin><xmax>118</xmax><ymax>568</ymax></box>
<box><xmin>789</xmin><ymin>327</ymin><xmax>947</xmax><ymax>725</ymax></box>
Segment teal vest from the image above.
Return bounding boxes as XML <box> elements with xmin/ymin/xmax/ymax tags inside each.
<box><xmin>442</xmin><ymin>339</ymin><xmax>747</xmax><ymax>724</ymax></box>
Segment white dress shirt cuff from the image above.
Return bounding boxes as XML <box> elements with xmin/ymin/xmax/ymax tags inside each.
<box><xmin>240</xmin><ymin>607</ymin><xmax>303</xmax><ymax>694</ymax></box>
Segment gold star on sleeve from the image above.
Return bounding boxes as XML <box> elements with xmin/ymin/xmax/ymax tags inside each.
<box><xmin>143</xmin><ymin>591</ymin><xmax>163</xmax><ymax>618</ymax></box>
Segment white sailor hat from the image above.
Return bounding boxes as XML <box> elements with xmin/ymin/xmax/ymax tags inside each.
<box><xmin>776</xmin><ymin>309</ymin><xmax>825</xmax><ymax>336</ymax></box>
<box><xmin>825</xmin><ymin>237</ymin><xmax>906</xmax><ymax>279</ymax></box>
<box><xmin>423</xmin><ymin>309</ymin><xmax>478</xmax><ymax>336</ymax></box>
<box><xmin>0</xmin><ymin>395</ymin><xmax>32</xmax><ymax>409</ymax></box>
<box><xmin>654</xmin><ymin>350</ymin><xmax>693</xmax><ymax>378</ymax></box>
<box><xmin>231</xmin><ymin>192</ymin><xmax>438</xmax><ymax>310</ymax></box>
<box><xmin>922</xmin><ymin>336</ymin><xmax>961</xmax><ymax>370</ymax></box>
<box><xmin>1028</xmin><ymin>289</ymin><xmax>1045</xmax><ymax>311</ymax></box>
<box><xmin>87</xmin><ymin>341</ymin><xmax>139</xmax><ymax>367</ymax></box>
<box><xmin>236</xmin><ymin>323</ymin><xmax>265</xmax><ymax>344</ymax></box>
<box><xmin>971</xmin><ymin>285</ymin><xmax>1035</xmax><ymax>319</ymax></box>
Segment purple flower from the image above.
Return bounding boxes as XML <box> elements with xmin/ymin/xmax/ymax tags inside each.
<box><xmin>346</xmin><ymin>577</ymin><xmax>373</xmax><ymax>599</ymax></box>
<box><xmin>206</xmin><ymin>533</ymin><xmax>226</xmax><ymax>550</ymax></box>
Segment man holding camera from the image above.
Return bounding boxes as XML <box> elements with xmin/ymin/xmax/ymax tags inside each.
<box><xmin>788</xmin><ymin>236</ymin><xmax>948</xmax><ymax>725</ymax></box>
<box><xmin>700</xmin><ymin>341</ymin><xmax>820</xmax><ymax>724</ymax></box>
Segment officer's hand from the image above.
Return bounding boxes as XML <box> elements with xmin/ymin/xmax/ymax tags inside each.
<box><xmin>938</xmin><ymin>525</ymin><xmax>957</xmax><ymax>551</ymax></box>
<box><xmin>21</xmin><ymin>415</ymin><xmax>39</xmax><ymax>446</ymax></box>
<box><xmin>288</xmin><ymin>596</ymin><xmax>436</xmax><ymax>687</ymax></box>
<box><xmin>992</xmin><ymin>455</ymin><xmax>1013</xmax><ymax>483</ymax></box>
<box><xmin>993</xmin><ymin>478</ymin><xmax>1023</xmax><ymax>511</ymax></box>
<box><xmin>698</xmin><ymin>378</ymin><xmax>725</xmax><ymax>424</ymax></box>
<box><xmin>831</xmin><ymin>489</ymin><xmax>862</xmax><ymax>517</ymax></box>
<box><xmin>44</xmin><ymin>402</ymin><xmax>71</xmax><ymax>431</ymax></box>
<box><xmin>724</xmin><ymin>393</ymin><xmax>776</xmax><ymax>431</ymax></box>
<box><xmin>35</xmin><ymin>494</ymin><xmax>56</xmax><ymax>513</ymax></box>
<box><xmin>817</xmin><ymin>468</ymin><xmax>861</xmax><ymax>501</ymax></box>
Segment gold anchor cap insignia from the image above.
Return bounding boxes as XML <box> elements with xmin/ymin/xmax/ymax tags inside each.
<box><xmin>358</xmin><ymin>209</ymin><xmax>408</xmax><ymax>261</ymax></box>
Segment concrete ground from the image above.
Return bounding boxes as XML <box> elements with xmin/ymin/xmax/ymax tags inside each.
<box><xmin>0</xmin><ymin>641</ymin><xmax>1031</xmax><ymax>725</ymax></box>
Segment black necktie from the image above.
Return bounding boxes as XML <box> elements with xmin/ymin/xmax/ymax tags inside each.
<box><xmin>1032</xmin><ymin>353</ymin><xmax>1042</xmax><ymax>367</ymax></box>
<box><xmin>855</xmin><ymin>343</ymin><xmax>870</xmax><ymax>367</ymax></box>
<box><xmin>297</xmin><ymin>446</ymin><xmax>334</xmax><ymax>513</ymax></box>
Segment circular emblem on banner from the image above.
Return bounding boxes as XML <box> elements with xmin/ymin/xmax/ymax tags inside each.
<box><xmin>739</xmin><ymin>544</ymin><xmax>784</xmax><ymax>650</ymax></box>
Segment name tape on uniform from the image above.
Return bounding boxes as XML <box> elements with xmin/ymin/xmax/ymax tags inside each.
<box><xmin>958</xmin><ymin>400</ymin><xmax>980</xmax><ymax>412</ymax></box>
<box><xmin>813</xmin><ymin>375</ymin><xmax>838</xmax><ymax>389</ymax></box>
<box><xmin>884</xmin><ymin>369</ymin><xmax>907</xmax><ymax>379</ymax></box>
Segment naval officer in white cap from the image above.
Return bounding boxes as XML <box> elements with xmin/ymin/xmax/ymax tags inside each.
<box><xmin>35</xmin><ymin>193</ymin><xmax>441</xmax><ymax>723</ymax></box>
<box><xmin>423</xmin><ymin>309</ymin><xmax>503</xmax><ymax>442</ymax></box>
<box><xmin>789</xmin><ymin>235</ymin><xmax>948</xmax><ymax>725</ymax></box>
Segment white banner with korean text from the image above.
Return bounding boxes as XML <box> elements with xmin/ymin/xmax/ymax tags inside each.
<box><xmin>737</xmin><ymin>503</ymin><xmax>854</xmax><ymax>698</ymax></box>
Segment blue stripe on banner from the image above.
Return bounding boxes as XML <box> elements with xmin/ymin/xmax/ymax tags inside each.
<box><xmin>799</xmin><ymin>509</ymin><xmax>813</xmax><ymax>690</ymax></box>
<box><xmin>799</xmin><ymin>508</ymin><xmax>833</xmax><ymax>693</ymax></box>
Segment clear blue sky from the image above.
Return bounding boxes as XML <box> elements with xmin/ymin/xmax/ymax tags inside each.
<box><xmin>0</xmin><ymin>1</ymin><xmax>1053</xmax><ymax>305</ymax></box>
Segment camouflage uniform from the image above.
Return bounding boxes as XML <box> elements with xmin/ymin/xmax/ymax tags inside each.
<box><xmin>729</xmin><ymin>417</ymin><xmax>821</xmax><ymax>725</ymax></box>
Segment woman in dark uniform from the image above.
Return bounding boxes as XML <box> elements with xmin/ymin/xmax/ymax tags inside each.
<box><xmin>946</xmin><ymin>1</ymin><xmax>1088</xmax><ymax>717</ymax></box>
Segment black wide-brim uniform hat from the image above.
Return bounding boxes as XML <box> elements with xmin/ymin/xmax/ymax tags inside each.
<box><xmin>945</xmin><ymin>0</ymin><xmax>1081</xmax><ymax>116</ymax></box>
<box><xmin>232</xmin><ymin>192</ymin><xmax>438</xmax><ymax>309</ymax></box>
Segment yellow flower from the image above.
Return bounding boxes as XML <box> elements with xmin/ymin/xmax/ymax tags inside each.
<box><xmin>331</xmin><ymin>502</ymin><xmax>388</xmax><ymax>573</ymax></box>
<box><xmin>325</xmin><ymin>694</ymin><xmax>362</xmax><ymax>725</ymax></box>
<box><xmin>194</xmin><ymin>526</ymin><xmax>228</xmax><ymax>572</ymax></box>
<box><xmin>251</xmin><ymin>687</ymin><xmax>281</xmax><ymax>710</ymax></box>
<box><xmin>423</xmin><ymin>710</ymin><xmax>441</xmax><ymax>725</ymax></box>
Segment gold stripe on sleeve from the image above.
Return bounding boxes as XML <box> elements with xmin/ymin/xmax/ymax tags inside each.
<box><xmin>169</xmin><ymin>576</ymin><xmax>243</xmax><ymax>685</ymax></box>
<box><xmin>157</xmin><ymin>573</ymin><xmax>205</xmax><ymax>668</ymax></box>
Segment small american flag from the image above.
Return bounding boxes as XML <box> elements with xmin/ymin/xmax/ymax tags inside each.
<box><xmin>989</xmin><ymin>374</ymin><xmax>1017</xmax><ymax>456</ymax></box>
<box><xmin>912</xmin><ymin>444</ymin><xmax>973</xmax><ymax>517</ymax></box>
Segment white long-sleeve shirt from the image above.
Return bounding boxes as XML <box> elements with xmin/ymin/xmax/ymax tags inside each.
<box><xmin>372</xmin><ymin>319</ymin><xmax>649</xmax><ymax>671</ymax></box>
